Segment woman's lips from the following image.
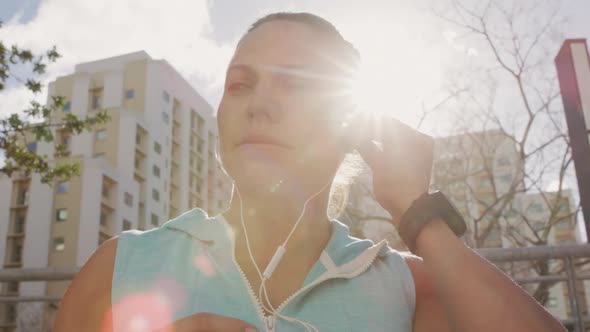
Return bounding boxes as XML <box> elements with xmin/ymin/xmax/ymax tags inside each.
<box><xmin>237</xmin><ymin>135</ymin><xmax>292</xmax><ymax>149</ymax></box>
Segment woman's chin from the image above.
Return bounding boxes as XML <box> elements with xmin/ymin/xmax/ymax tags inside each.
<box><xmin>229</xmin><ymin>161</ymin><xmax>291</xmax><ymax>192</ymax></box>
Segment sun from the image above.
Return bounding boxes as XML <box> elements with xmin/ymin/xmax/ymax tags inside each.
<box><xmin>342</xmin><ymin>61</ymin><xmax>394</xmax><ymax>124</ymax></box>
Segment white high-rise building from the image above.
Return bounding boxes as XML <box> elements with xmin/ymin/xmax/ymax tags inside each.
<box><xmin>0</xmin><ymin>51</ymin><xmax>232</xmax><ymax>331</ymax></box>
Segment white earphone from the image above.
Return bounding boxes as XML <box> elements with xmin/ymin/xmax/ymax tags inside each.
<box><xmin>234</xmin><ymin>178</ymin><xmax>333</xmax><ymax>332</ymax></box>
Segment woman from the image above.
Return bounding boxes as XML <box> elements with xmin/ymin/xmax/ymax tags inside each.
<box><xmin>55</xmin><ymin>12</ymin><xmax>565</xmax><ymax>332</ymax></box>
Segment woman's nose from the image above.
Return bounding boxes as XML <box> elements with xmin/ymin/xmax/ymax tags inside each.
<box><xmin>246</xmin><ymin>83</ymin><xmax>282</xmax><ymax>124</ymax></box>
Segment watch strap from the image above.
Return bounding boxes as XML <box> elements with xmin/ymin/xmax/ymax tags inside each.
<box><xmin>397</xmin><ymin>191</ymin><xmax>467</xmax><ymax>254</ymax></box>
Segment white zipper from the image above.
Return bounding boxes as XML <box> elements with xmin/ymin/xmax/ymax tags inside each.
<box><xmin>230</xmin><ymin>236</ymin><xmax>270</xmax><ymax>330</ymax></box>
<box><xmin>224</xmin><ymin>212</ymin><xmax>387</xmax><ymax>331</ymax></box>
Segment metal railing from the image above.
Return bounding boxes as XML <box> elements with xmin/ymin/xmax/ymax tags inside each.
<box><xmin>1</xmin><ymin>245</ymin><xmax>590</xmax><ymax>331</ymax></box>
<box><xmin>479</xmin><ymin>244</ymin><xmax>590</xmax><ymax>332</ymax></box>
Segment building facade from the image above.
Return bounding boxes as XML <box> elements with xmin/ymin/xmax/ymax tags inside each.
<box><xmin>0</xmin><ymin>51</ymin><xmax>232</xmax><ymax>331</ymax></box>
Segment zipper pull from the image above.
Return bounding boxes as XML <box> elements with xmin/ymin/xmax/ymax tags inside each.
<box><xmin>264</xmin><ymin>315</ymin><xmax>276</xmax><ymax>332</ymax></box>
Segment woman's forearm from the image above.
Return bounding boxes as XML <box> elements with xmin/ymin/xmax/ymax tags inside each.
<box><xmin>414</xmin><ymin>218</ymin><xmax>566</xmax><ymax>332</ymax></box>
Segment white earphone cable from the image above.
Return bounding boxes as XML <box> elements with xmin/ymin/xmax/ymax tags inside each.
<box><xmin>234</xmin><ymin>178</ymin><xmax>332</xmax><ymax>332</ymax></box>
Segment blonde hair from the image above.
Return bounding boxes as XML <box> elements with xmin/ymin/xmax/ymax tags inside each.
<box><xmin>327</xmin><ymin>151</ymin><xmax>364</xmax><ymax>219</ymax></box>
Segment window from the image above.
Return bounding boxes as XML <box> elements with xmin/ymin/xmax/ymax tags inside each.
<box><xmin>6</xmin><ymin>304</ymin><xmax>16</xmax><ymax>323</ymax></box>
<box><xmin>11</xmin><ymin>244</ymin><xmax>22</xmax><ymax>263</ymax></box>
<box><xmin>17</xmin><ymin>189</ymin><xmax>29</xmax><ymax>205</ymax></box>
<box><xmin>136</xmin><ymin>132</ymin><xmax>141</xmax><ymax>145</ymax></box>
<box><xmin>153</xmin><ymin>165</ymin><xmax>161</xmax><ymax>178</ymax></box>
<box><xmin>152</xmin><ymin>189</ymin><xmax>160</xmax><ymax>202</ymax></box>
<box><xmin>558</xmin><ymin>201</ymin><xmax>570</xmax><ymax>214</ymax></box>
<box><xmin>53</xmin><ymin>237</ymin><xmax>65</xmax><ymax>251</ymax></box>
<box><xmin>197</xmin><ymin>114</ymin><xmax>205</xmax><ymax>131</ymax></box>
<box><xmin>14</xmin><ymin>215</ymin><xmax>25</xmax><ymax>233</ymax></box>
<box><xmin>94</xmin><ymin>152</ymin><xmax>105</xmax><ymax>159</ymax></box>
<box><xmin>27</xmin><ymin>142</ymin><xmax>37</xmax><ymax>153</ymax></box>
<box><xmin>151</xmin><ymin>213</ymin><xmax>159</xmax><ymax>226</ymax></box>
<box><xmin>98</xmin><ymin>233</ymin><xmax>110</xmax><ymax>245</ymax></box>
<box><xmin>63</xmin><ymin>101</ymin><xmax>71</xmax><ymax>111</ymax></box>
<box><xmin>134</xmin><ymin>157</ymin><xmax>140</xmax><ymax>169</ymax></box>
<box><xmin>197</xmin><ymin>158</ymin><xmax>203</xmax><ymax>173</ymax></box>
<box><xmin>505</xmin><ymin>208</ymin><xmax>518</xmax><ymax>218</ymax></box>
<box><xmin>163</xmin><ymin>91</ymin><xmax>170</xmax><ymax>102</ymax></box>
<box><xmin>531</xmin><ymin>221</ymin><xmax>545</xmax><ymax>231</ymax></box>
<box><xmin>125</xmin><ymin>89</ymin><xmax>135</xmax><ymax>99</ymax></box>
<box><xmin>197</xmin><ymin>138</ymin><xmax>204</xmax><ymax>154</ymax></box>
<box><xmin>57</xmin><ymin>181</ymin><xmax>69</xmax><ymax>193</ymax></box>
<box><xmin>102</xmin><ymin>183</ymin><xmax>109</xmax><ymax>197</ymax></box>
<box><xmin>154</xmin><ymin>141</ymin><xmax>162</xmax><ymax>154</ymax></box>
<box><xmin>162</xmin><ymin>111</ymin><xmax>170</xmax><ymax>124</ymax></box>
<box><xmin>556</xmin><ymin>220</ymin><xmax>571</xmax><ymax>230</ymax></box>
<box><xmin>124</xmin><ymin>192</ymin><xmax>133</xmax><ymax>207</ymax></box>
<box><xmin>497</xmin><ymin>156</ymin><xmax>511</xmax><ymax>167</ymax></box>
<box><xmin>56</xmin><ymin>208</ymin><xmax>68</xmax><ymax>221</ymax></box>
<box><xmin>96</xmin><ymin>129</ymin><xmax>108</xmax><ymax>141</ymax></box>
<box><xmin>527</xmin><ymin>202</ymin><xmax>544</xmax><ymax>214</ymax></box>
<box><xmin>123</xmin><ymin>219</ymin><xmax>131</xmax><ymax>231</ymax></box>
<box><xmin>92</xmin><ymin>93</ymin><xmax>102</xmax><ymax>109</ymax></box>
<box><xmin>486</xmin><ymin>225</ymin><xmax>502</xmax><ymax>242</ymax></box>
<box><xmin>100</xmin><ymin>210</ymin><xmax>107</xmax><ymax>226</ymax></box>
<box><xmin>7</xmin><ymin>281</ymin><xmax>18</xmax><ymax>293</ymax></box>
<box><xmin>497</xmin><ymin>174</ymin><xmax>511</xmax><ymax>183</ymax></box>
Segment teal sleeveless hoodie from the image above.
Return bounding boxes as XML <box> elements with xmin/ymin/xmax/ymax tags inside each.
<box><xmin>111</xmin><ymin>208</ymin><xmax>415</xmax><ymax>331</ymax></box>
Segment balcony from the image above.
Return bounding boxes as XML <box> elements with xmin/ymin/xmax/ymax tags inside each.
<box><xmin>6</xmin><ymin>221</ymin><xmax>25</xmax><ymax>238</ymax></box>
<box><xmin>173</xmin><ymin>109</ymin><xmax>181</xmax><ymax>125</ymax></box>
<box><xmin>172</xmin><ymin>129</ymin><xmax>181</xmax><ymax>145</ymax></box>
<box><xmin>135</xmin><ymin>143</ymin><xmax>146</xmax><ymax>156</ymax></box>
<box><xmin>11</xmin><ymin>193</ymin><xmax>29</xmax><ymax>209</ymax></box>
<box><xmin>101</xmin><ymin>196</ymin><xmax>115</xmax><ymax>210</ymax></box>
<box><xmin>134</xmin><ymin>158</ymin><xmax>146</xmax><ymax>181</ymax></box>
<box><xmin>134</xmin><ymin>170</ymin><xmax>145</xmax><ymax>182</ymax></box>
<box><xmin>3</xmin><ymin>262</ymin><xmax>22</xmax><ymax>269</ymax></box>
<box><xmin>170</xmin><ymin>178</ymin><xmax>179</xmax><ymax>189</ymax></box>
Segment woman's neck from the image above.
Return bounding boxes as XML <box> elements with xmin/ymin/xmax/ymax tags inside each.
<box><xmin>221</xmin><ymin>184</ymin><xmax>333</xmax><ymax>271</ymax></box>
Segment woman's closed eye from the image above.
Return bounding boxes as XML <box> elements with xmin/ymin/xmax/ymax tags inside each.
<box><xmin>226</xmin><ymin>81</ymin><xmax>252</xmax><ymax>94</ymax></box>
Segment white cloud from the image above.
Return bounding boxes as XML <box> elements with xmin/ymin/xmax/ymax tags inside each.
<box><xmin>0</xmin><ymin>0</ymin><xmax>235</xmax><ymax>116</ymax></box>
<box><xmin>0</xmin><ymin>85</ymin><xmax>41</xmax><ymax>118</ymax></box>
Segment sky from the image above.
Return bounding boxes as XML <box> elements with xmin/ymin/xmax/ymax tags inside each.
<box><xmin>1</xmin><ymin>0</ymin><xmax>589</xmax><ymax>125</ymax></box>
<box><xmin>1</xmin><ymin>0</ymin><xmax>590</xmax><ymax>236</ymax></box>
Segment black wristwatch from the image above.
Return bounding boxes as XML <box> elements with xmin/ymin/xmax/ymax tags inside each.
<box><xmin>397</xmin><ymin>190</ymin><xmax>467</xmax><ymax>254</ymax></box>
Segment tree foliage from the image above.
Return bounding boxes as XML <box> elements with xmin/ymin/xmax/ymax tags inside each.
<box><xmin>0</xmin><ymin>21</ymin><xmax>109</xmax><ymax>183</ymax></box>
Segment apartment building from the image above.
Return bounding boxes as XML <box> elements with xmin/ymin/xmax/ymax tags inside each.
<box><xmin>432</xmin><ymin>130</ymin><xmax>585</xmax><ymax>321</ymax></box>
<box><xmin>0</xmin><ymin>51</ymin><xmax>232</xmax><ymax>331</ymax></box>
<box><xmin>515</xmin><ymin>190</ymin><xmax>587</xmax><ymax>321</ymax></box>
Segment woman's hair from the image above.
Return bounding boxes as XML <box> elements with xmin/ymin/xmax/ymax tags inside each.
<box><xmin>241</xmin><ymin>12</ymin><xmax>365</xmax><ymax>218</ymax></box>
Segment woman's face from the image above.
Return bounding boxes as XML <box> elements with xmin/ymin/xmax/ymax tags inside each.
<box><xmin>217</xmin><ymin>20</ymin><xmax>354</xmax><ymax>191</ymax></box>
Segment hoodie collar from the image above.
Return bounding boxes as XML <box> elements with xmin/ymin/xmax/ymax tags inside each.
<box><xmin>162</xmin><ymin>208</ymin><xmax>389</xmax><ymax>271</ymax></box>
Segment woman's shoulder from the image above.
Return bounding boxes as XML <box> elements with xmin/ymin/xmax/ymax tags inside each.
<box><xmin>54</xmin><ymin>236</ymin><xmax>119</xmax><ymax>330</ymax></box>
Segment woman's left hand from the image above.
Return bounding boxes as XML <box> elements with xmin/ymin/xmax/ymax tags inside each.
<box><xmin>356</xmin><ymin>115</ymin><xmax>434</xmax><ymax>227</ymax></box>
